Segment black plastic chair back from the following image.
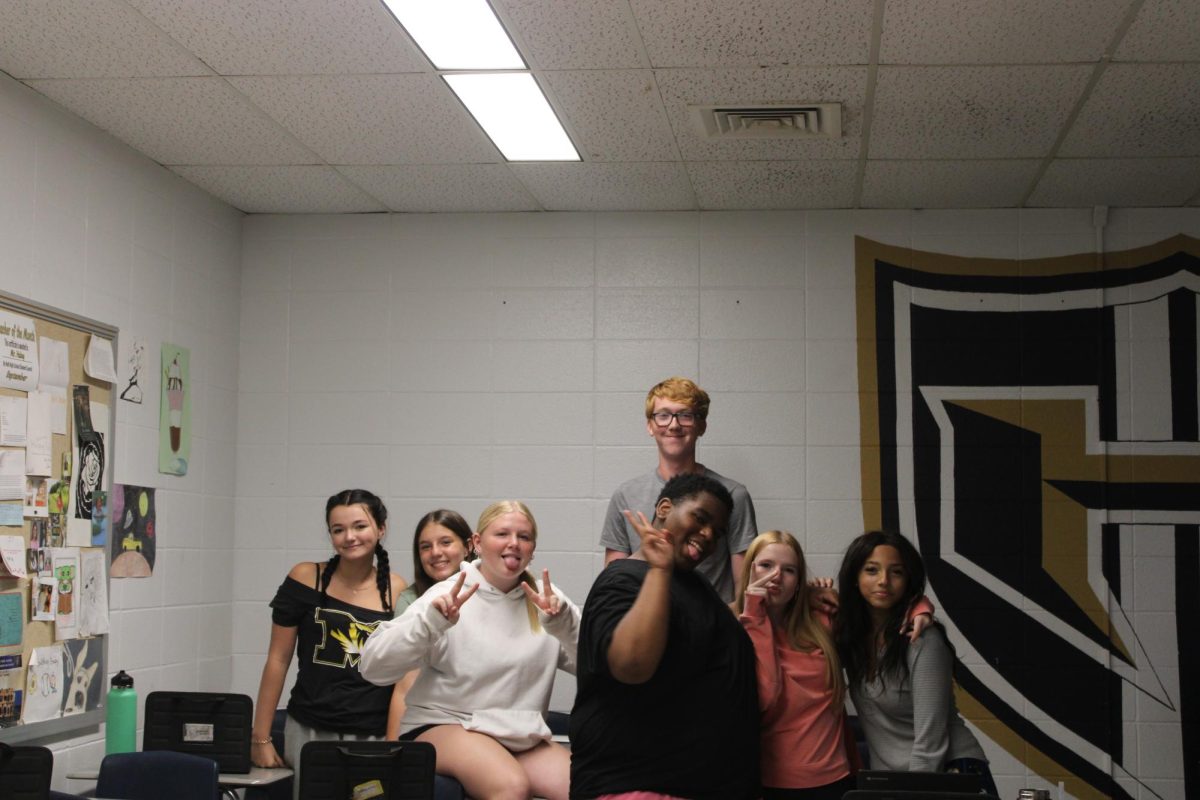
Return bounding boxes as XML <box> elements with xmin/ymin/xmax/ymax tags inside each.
<box><xmin>299</xmin><ymin>740</ymin><xmax>435</xmax><ymax>800</ymax></box>
<box><xmin>0</xmin><ymin>743</ymin><xmax>52</xmax><ymax>800</ymax></box>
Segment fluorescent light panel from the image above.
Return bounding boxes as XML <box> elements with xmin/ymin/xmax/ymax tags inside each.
<box><xmin>444</xmin><ymin>73</ymin><xmax>579</xmax><ymax>162</ymax></box>
<box><xmin>381</xmin><ymin>0</ymin><xmax>524</xmax><ymax>70</ymax></box>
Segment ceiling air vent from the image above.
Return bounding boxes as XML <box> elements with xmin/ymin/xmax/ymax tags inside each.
<box><xmin>691</xmin><ymin>103</ymin><xmax>842</xmax><ymax>139</ymax></box>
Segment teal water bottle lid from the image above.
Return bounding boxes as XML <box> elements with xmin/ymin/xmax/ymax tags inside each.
<box><xmin>111</xmin><ymin>670</ymin><xmax>134</xmax><ymax>689</ymax></box>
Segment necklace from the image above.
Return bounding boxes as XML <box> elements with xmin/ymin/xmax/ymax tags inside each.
<box><xmin>340</xmin><ymin>569</ymin><xmax>376</xmax><ymax>593</ymax></box>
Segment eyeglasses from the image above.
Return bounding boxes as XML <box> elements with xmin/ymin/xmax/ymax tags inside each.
<box><xmin>650</xmin><ymin>410</ymin><xmax>700</xmax><ymax>427</ymax></box>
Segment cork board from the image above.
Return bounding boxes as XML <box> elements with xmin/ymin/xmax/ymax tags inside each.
<box><xmin>0</xmin><ymin>291</ymin><xmax>115</xmax><ymax>743</ymax></box>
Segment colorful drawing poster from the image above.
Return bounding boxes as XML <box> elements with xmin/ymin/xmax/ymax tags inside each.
<box><xmin>109</xmin><ymin>484</ymin><xmax>155</xmax><ymax>577</ymax></box>
<box><xmin>0</xmin><ymin>654</ymin><xmax>23</xmax><ymax>727</ymax></box>
<box><xmin>159</xmin><ymin>343</ymin><xmax>191</xmax><ymax>476</ymax></box>
<box><xmin>51</xmin><ymin>548</ymin><xmax>78</xmax><ymax>640</ymax></box>
<box><xmin>22</xmin><ymin>645</ymin><xmax>63</xmax><ymax>723</ymax></box>
<box><xmin>0</xmin><ymin>592</ymin><xmax>22</xmax><ymax>646</ymax></box>
<box><xmin>61</xmin><ymin>638</ymin><xmax>102</xmax><ymax>716</ymax></box>
<box><xmin>78</xmin><ymin>550</ymin><xmax>109</xmax><ymax>636</ymax></box>
<box><xmin>0</xmin><ymin>310</ymin><xmax>38</xmax><ymax>391</ymax></box>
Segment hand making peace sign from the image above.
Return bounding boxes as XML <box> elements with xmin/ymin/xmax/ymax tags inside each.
<box><xmin>521</xmin><ymin>568</ymin><xmax>564</xmax><ymax>617</ymax></box>
<box><xmin>623</xmin><ymin>509</ymin><xmax>675</xmax><ymax>571</ymax></box>
<box><xmin>430</xmin><ymin>571</ymin><xmax>479</xmax><ymax>623</ymax></box>
<box><xmin>745</xmin><ymin>565</ymin><xmax>780</xmax><ymax>598</ymax></box>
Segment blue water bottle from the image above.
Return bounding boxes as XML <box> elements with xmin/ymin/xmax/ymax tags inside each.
<box><xmin>105</xmin><ymin>670</ymin><xmax>137</xmax><ymax>754</ymax></box>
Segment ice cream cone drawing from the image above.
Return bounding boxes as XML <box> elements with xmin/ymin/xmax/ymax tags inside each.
<box><xmin>159</xmin><ymin>344</ymin><xmax>191</xmax><ymax>476</ymax></box>
<box><xmin>166</xmin><ymin>356</ymin><xmax>183</xmax><ymax>451</ymax></box>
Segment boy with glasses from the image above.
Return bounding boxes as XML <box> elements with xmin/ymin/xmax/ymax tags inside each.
<box><xmin>599</xmin><ymin>377</ymin><xmax>758</xmax><ymax>601</ymax></box>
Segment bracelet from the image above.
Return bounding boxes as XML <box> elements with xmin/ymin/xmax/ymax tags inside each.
<box><xmin>252</xmin><ymin>736</ymin><xmax>272</xmax><ymax>745</ymax></box>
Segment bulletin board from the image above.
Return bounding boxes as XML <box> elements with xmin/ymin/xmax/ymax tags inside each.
<box><xmin>0</xmin><ymin>291</ymin><xmax>115</xmax><ymax>743</ymax></box>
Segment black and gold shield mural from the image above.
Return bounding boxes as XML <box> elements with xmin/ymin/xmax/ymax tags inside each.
<box><xmin>857</xmin><ymin>235</ymin><xmax>1199</xmax><ymax>800</ymax></box>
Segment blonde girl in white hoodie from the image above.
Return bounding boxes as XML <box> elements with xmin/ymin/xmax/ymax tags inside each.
<box><xmin>360</xmin><ymin>500</ymin><xmax>580</xmax><ymax>800</ymax></box>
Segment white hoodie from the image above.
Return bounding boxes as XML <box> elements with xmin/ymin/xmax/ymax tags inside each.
<box><xmin>359</xmin><ymin>560</ymin><xmax>580</xmax><ymax>750</ymax></box>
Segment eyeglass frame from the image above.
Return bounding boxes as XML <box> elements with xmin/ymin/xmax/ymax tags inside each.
<box><xmin>649</xmin><ymin>410</ymin><xmax>703</xmax><ymax>427</ymax></box>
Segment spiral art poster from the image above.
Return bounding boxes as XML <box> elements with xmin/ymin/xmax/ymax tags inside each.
<box><xmin>158</xmin><ymin>343</ymin><xmax>190</xmax><ymax>476</ymax></box>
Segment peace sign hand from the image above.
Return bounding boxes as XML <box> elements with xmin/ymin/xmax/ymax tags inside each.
<box><xmin>745</xmin><ymin>566</ymin><xmax>780</xmax><ymax>598</ymax></box>
<box><xmin>623</xmin><ymin>509</ymin><xmax>674</xmax><ymax>572</ymax></box>
<box><xmin>430</xmin><ymin>571</ymin><xmax>478</xmax><ymax>623</ymax></box>
<box><xmin>522</xmin><ymin>568</ymin><xmax>563</xmax><ymax>617</ymax></box>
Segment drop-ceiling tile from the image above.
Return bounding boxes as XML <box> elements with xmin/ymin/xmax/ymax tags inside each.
<box><xmin>339</xmin><ymin>165</ymin><xmax>539</xmax><ymax>212</ymax></box>
<box><xmin>862</xmin><ymin>160</ymin><xmax>1039</xmax><ymax>208</ymax></box>
<box><xmin>26</xmin><ymin>77</ymin><xmax>315</xmax><ymax>165</ymax></box>
<box><xmin>544</xmin><ymin>70</ymin><xmax>677</xmax><ymax>161</ymax></box>
<box><xmin>511</xmin><ymin>163</ymin><xmax>696</xmax><ymax>211</ymax></box>
<box><xmin>0</xmin><ymin>0</ymin><xmax>210</xmax><ymax>78</ymax></box>
<box><xmin>1059</xmin><ymin>64</ymin><xmax>1200</xmax><ymax>158</ymax></box>
<box><xmin>688</xmin><ymin>160</ymin><xmax>857</xmax><ymax>209</ymax></box>
<box><xmin>629</xmin><ymin>0</ymin><xmax>872</xmax><ymax>67</ymax></box>
<box><xmin>870</xmin><ymin>65</ymin><xmax>1091</xmax><ymax>159</ymax></box>
<box><xmin>126</xmin><ymin>0</ymin><xmax>428</xmax><ymax>75</ymax></box>
<box><xmin>172</xmin><ymin>166</ymin><xmax>385</xmax><ymax>214</ymax></box>
<box><xmin>1115</xmin><ymin>0</ymin><xmax>1200</xmax><ymax>62</ymax></box>
<box><xmin>655</xmin><ymin>68</ymin><xmax>866</xmax><ymax>161</ymax></box>
<box><xmin>229</xmin><ymin>75</ymin><xmax>500</xmax><ymax>165</ymax></box>
<box><xmin>880</xmin><ymin>0</ymin><xmax>1128</xmax><ymax>64</ymax></box>
<box><xmin>494</xmin><ymin>0</ymin><xmax>646</xmax><ymax>69</ymax></box>
<box><xmin>1027</xmin><ymin>159</ymin><xmax>1200</xmax><ymax>207</ymax></box>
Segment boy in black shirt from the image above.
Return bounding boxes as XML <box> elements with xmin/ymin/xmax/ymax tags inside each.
<box><xmin>570</xmin><ymin>474</ymin><xmax>759</xmax><ymax>799</ymax></box>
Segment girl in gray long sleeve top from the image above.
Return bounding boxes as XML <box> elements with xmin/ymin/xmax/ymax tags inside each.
<box><xmin>835</xmin><ymin>531</ymin><xmax>997</xmax><ymax>797</ymax></box>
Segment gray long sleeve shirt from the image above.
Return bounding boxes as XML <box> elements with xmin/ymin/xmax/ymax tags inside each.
<box><xmin>849</xmin><ymin>627</ymin><xmax>987</xmax><ymax>772</ymax></box>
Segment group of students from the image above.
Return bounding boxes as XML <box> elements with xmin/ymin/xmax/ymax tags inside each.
<box><xmin>250</xmin><ymin>377</ymin><xmax>997</xmax><ymax>800</ymax></box>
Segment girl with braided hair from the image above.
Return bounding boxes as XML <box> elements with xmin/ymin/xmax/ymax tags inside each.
<box><xmin>250</xmin><ymin>489</ymin><xmax>407</xmax><ymax>794</ymax></box>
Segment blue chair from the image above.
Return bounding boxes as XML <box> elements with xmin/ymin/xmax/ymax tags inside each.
<box><xmin>97</xmin><ymin>751</ymin><xmax>220</xmax><ymax>800</ymax></box>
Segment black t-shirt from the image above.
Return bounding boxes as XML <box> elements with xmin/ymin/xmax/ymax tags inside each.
<box><xmin>569</xmin><ymin>559</ymin><xmax>760</xmax><ymax>799</ymax></box>
<box><xmin>270</xmin><ymin>574</ymin><xmax>393</xmax><ymax>735</ymax></box>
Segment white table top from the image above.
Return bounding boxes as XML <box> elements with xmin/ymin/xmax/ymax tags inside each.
<box><xmin>67</xmin><ymin>765</ymin><xmax>293</xmax><ymax>786</ymax></box>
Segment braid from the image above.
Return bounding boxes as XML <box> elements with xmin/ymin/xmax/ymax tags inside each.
<box><xmin>318</xmin><ymin>554</ymin><xmax>340</xmax><ymax>605</ymax></box>
<box><xmin>374</xmin><ymin>542</ymin><xmax>392</xmax><ymax>613</ymax></box>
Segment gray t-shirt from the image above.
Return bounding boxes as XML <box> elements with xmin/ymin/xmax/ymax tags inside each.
<box><xmin>598</xmin><ymin>467</ymin><xmax>757</xmax><ymax>602</ymax></box>
<box><xmin>849</xmin><ymin>627</ymin><xmax>987</xmax><ymax>772</ymax></box>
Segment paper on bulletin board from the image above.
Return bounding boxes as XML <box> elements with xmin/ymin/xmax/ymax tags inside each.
<box><xmin>84</xmin><ymin>336</ymin><xmax>117</xmax><ymax>383</ymax></box>
<box><xmin>0</xmin><ymin>535</ymin><xmax>27</xmax><ymax>578</ymax></box>
<box><xmin>37</xmin><ymin>337</ymin><xmax>69</xmax><ymax>435</ymax></box>
<box><xmin>77</xmin><ymin>550</ymin><xmax>109</xmax><ymax>636</ymax></box>
<box><xmin>0</xmin><ymin>653</ymin><xmax>22</xmax><ymax>727</ymax></box>
<box><xmin>0</xmin><ymin>450</ymin><xmax>25</xmax><ymax>501</ymax></box>
<box><xmin>67</xmin><ymin>396</ymin><xmax>108</xmax><ymax>547</ymax></box>
<box><xmin>0</xmin><ymin>396</ymin><xmax>26</xmax><ymax>446</ymax></box>
<box><xmin>0</xmin><ymin>592</ymin><xmax>22</xmax><ymax>646</ymax></box>
<box><xmin>51</xmin><ymin>548</ymin><xmax>78</xmax><ymax>640</ymax></box>
<box><xmin>0</xmin><ymin>505</ymin><xmax>20</xmax><ymax>526</ymax></box>
<box><xmin>23</xmin><ymin>477</ymin><xmax>48</xmax><ymax>518</ymax></box>
<box><xmin>0</xmin><ymin>310</ymin><xmax>38</xmax><ymax>392</ymax></box>
<box><xmin>31</xmin><ymin>575</ymin><xmax>55</xmax><ymax>622</ymax></box>
<box><xmin>22</xmin><ymin>645</ymin><xmax>63</xmax><ymax>723</ymax></box>
<box><xmin>25</xmin><ymin>391</ymin><xmax>52</xmax><ymax>476</ymax></box>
